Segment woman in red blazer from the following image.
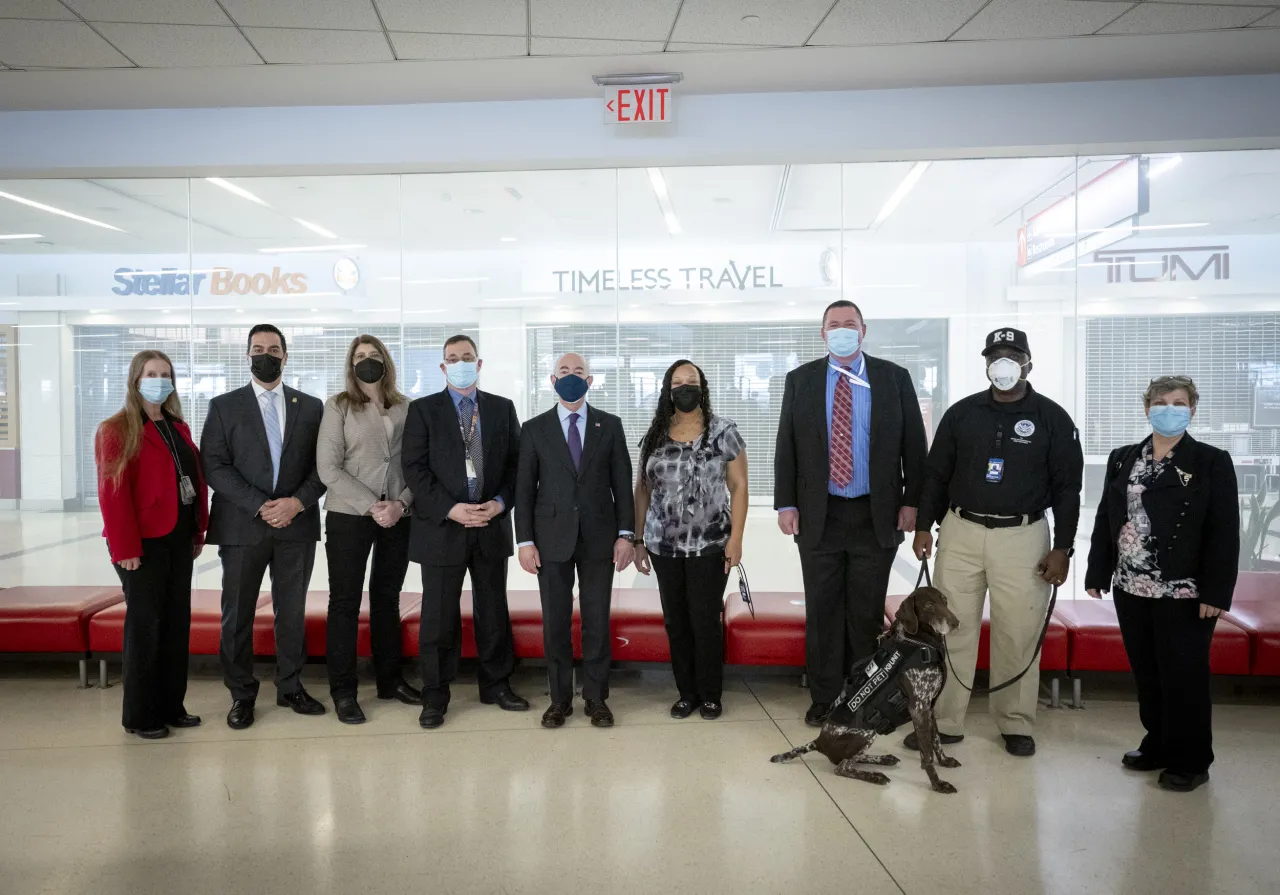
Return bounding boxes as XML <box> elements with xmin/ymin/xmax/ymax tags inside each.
<box><xmin>96</xmin><ymin>349</ymin><xmax>208</xmax><ymax>740</ymax></box>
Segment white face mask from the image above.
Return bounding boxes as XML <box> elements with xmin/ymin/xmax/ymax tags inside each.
<box><xmin>987</xmin><ymin>357</ymin><xmax>1026</xmax><ymax>391</ymax></box>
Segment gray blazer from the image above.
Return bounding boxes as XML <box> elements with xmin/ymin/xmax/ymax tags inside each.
<box><xmin>317</xmin><ymin>394</ymin><xmax>413</xmax><ymax>516</ymax></box>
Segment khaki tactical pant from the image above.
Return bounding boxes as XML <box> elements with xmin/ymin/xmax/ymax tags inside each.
<box><xmin>933</xmin><ymin>510</ymin><xmax>1051</xmax><ymax>738</ymax></box>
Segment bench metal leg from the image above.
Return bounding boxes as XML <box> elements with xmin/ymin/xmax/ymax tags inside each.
<box><xmin>800</xmin><ymin>671</ymin><xmax>809</xmax><ymax>689</ymax></box>
<box><xmin>98</xmin><ymin>659</ymin><xmax>111</xmax><ymax>689</ymax></box>
<box><xmin>77</xmin><ymin>658</ymin><xmax>89</xmax><ymax>690</ymax></box>
<box><xmin>1072</xmin><ymin>677</ymin><xmax>1083</xmax><ymax>709</ymax></box>
<box><xmin>1050</xmin><ymin>677</ymin><xmax>1060</xmax><ymax>709</ymax></box>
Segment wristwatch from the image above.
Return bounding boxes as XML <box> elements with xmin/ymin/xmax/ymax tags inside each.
<box><xmin>396</xmin><ymin>499</ymin><xmax>411</xmax><ymax>517</ymax></box>
<box><xmin>631</xmin><ymin>536</ymin><xmax>646</xmax><ymax>547</ymax></box>
<box><xmin>1056</xmin><ymin>546</ymin><xmax>1075</xmax><ymax>557</ymax></box>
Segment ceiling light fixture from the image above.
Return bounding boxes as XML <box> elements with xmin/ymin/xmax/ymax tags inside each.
<box><xmin>871</xmin><ymin>162</ymin><xmax>930</xmax><ymax>228</ymax></box>
<box><xmin>647</xmin><ymin>168</ymin><xmax>683</xmax><ymax>236</ymax></box>
<box><xmin>1147</xmin><ymin>155</ymin><xmax>1182</xmax><ymax>179</ymax></box>
<box><xmin>592</xmin><ymin>72</ymin><xmax>683</xmax><ymax>86</ymax></box>
<box><xmin>293</xmin><ymin>218</ymin><xmax>337</xmax><ymax>239</ymax></box>
<box><xmin>0</xmin><ymin>233</ymin><xmax>42</xmax><ymax>240</ymax></box>
<box><xmin>206</xmin><ymin>177</ymin><xmax>270</xmax><ymax>207</ymax></box>
<box><xmin>0</xmin><ymin>190</ymin><xmax>125</xmax><ymax>232</ymax></box>
<box><xmin>500</xmin><ymin>236</ymin><xmax>518</xmax><ymax>243</ymax></box>
<box><xmin>258</xmin><ymin>244</ymin><xmax>367</xmax><ymax>253</ymax></box>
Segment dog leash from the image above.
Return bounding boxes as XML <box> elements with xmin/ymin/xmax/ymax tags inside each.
<box><xmin>918</xmin><ymin>558</ymin><xmax>1058</xmax><ymax>697</ymax></box>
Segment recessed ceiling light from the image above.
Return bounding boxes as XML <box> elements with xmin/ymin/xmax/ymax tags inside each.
<box><xmin>0</xmin><ymin>233</ymin><xmax>42</xmax><ymax>240</ymax></box>
<box><xmin>206</xmin><ymin>177</ymin><xmax>270</xmax><ymax>207</ymax></box>
<box><xmin>500</xmin><ymin>236</ymin><xmax>517</xmax><ymax>243</ymax></box>
<box><xmin>465</xmin><ymin>208</ymin><xmax>484</xmax><ymax>215</ymax></box>
<box><xmin>0</xmin><ymin>189</ymin><xmax>125</xmax><ymax>232</ymax></box>
<box><xmin>293</xmin><ymin>218</ymin><xmax>338</xmax><ymax>239</ymax></box>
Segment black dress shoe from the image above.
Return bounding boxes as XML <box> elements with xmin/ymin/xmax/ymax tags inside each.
<box><xmin>1159</xmin><ymin>770</ymin><xmax>1210</xmax><ymax>792</ymax></box>
<box><xmin>1122</xmin><ymin>749</ymin><xmax>1166</xmax><ymax>772</ymax></box>
<box><xmin>1003</xmin><ymin>734</ymin><xmax>1036</xmax><ymax>757</ymax></box>
<box><xmin>377</xmin><ymin>679</ymin><xmax>423</xmax><ymax>706</ymax></box>
<box><xmin>418</xmin><ymin>705</ymin><xmax>446</xmax><ymax>729</ymax></box>
<box><xmin>699</xmin><ymin>701</ymin><xmax>723</xmax><ymax>720</ymax></box>
<box><xmin>482</xmin><ymin>688</ymin><xmax>530</xmax><ymax>711</ymax></box>
<box><xmin>541</xmin><ymin>702</ymin><xmax>572</xmax><ymax>728</ymax></box>
<box><xmin>804</xmin><ymin>702</ymin><xmax>830</xmax><ymax>728</ymax></box>
<box><xmin>277</xmin><ymin>688</ymin><xmax>326</xmax><ymax>716</ymax></box>
<box><xmin>334</xmin><ymin>696</ymin><xmax>366</xmax><ymax>725</ymax></box>
<box><xmin>166</xmin><ymin>713</ymin><xmax>202</xmax><ymax>729</ymax></box>
<box><xmin>904</xmin><ymin>732</ymin><xmax>964</xmax><ymax>751</ymax></box>
<box><xmin>584</xmin><ymin>699</ymin><xmax>614</xmax><ymax>728</ymax></box>
<box><xmin>126</xmin><ymin>726</ymin><xmax>170</xmax><ymax>740</ymax></box>
<box><xmin>226</xmin><ymin>700</ymin><xmax>255</xmax><ymax>730</ymax></box>
<box><xmin>670</xmin><ymin>699</ymin><xmax>697</xmax><ymax>719</ymax></box>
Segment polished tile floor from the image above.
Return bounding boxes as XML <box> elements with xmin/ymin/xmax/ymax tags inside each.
<box><xmin>1</xmin><ymin>663</ymin><xmax>1277</xmax><ymax>895</ymax></box>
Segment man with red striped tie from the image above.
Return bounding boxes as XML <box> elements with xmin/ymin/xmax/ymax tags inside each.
<box><xmin>774</xmin><ymin>301</ymin><xmax>929</xmax><ymax>727</ymax></box>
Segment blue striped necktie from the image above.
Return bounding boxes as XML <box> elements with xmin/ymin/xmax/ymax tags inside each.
<box><xmin>260</xmin><ymin>390</ymin><xmax>282</xmax><ymax>490</ymax></box>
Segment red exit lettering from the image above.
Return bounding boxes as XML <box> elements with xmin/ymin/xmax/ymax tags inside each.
<box><xmin>605</xmin><ymin>87</ymin><xmax>671</xmax><ymax>124</ymax></box>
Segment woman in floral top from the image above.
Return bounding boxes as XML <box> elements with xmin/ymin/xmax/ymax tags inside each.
<box><xmin>1086</xmin><ymin>376</ymin><xmax>1240</xmax><ymax>793</ymax></box>
<box><xmin>633</xmin><ymin>359</ymin><xmax>748</xmax><ymax>721</ymax></box>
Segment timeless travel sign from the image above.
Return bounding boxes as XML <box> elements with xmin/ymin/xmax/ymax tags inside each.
<box><xmin>552</xmin><ymin>263</ymin><xmax>784</xmax><ymax>294</ymax></box>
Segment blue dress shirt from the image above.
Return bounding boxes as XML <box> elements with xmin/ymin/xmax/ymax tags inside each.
<box><xmin>826</xmin><ymin>354</ymin><xmax>872</xmax><ymax>499</ymax></box>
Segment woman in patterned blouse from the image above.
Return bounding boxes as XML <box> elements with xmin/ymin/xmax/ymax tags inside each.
<box><xmin>633</xmin><ymin>359</ymin><xmax>748</xmax><ymax>721</ymax></box>
<box><xmin>1085</xmin><ymin>376</ymin><xmax>1240</xmax><ymax>792</ymax></box>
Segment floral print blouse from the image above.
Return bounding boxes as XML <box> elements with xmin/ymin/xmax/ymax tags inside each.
<box><xmin>1114</xmin><ymin>440</ymin><xmax>1198</xmax><ymax>600</ymax></box>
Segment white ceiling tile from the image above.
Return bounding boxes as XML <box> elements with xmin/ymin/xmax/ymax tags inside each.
<box><xmin>669</xmin><ymin>0</ymin><xmax>832</xmax><ymax>47</ymax></box>
<box><xmin>62</xmin><ymin>0</ymin><xmax>231</xmax><ymax>25</ymax></box>
<box><xmin>0</xmin><ymin>19</ymin><xmax>133</xmax><ymax>67</ymax></box>
<box><xmin>94</xmin><ymin>22</ymin><xmax>261</xmax><ymax>66</ymax></box>
<box><xmin>242</xmin><ymin>27</ymin><xmax>393</xmax><ymax>63</ymax></box>
<box><xmin>531</xmin><ymin>36</ymin><xmax>664</xmax><ymax>55</ymax></box>
<box><xmin>1102</xmin><ymin>2</ymin><xmax>1263</xmax><ymax>33</ymax></box>
<box><xmin>530</xmin><ymin>0</ymin><xmax>681</xmax><ymax>41</ymax></box>
<box><xmin>391</xmin><ymin>31</ymin><xmax>525</xmax><ymax>60</ymax></box>
<box><xmin>1249</xmin><ymin>10</ymin><xmax>1279</xmax><ymax>25</ymax></box>
<box><xmin>665</xmin><ymin>41</ymin><xmax>782</xmax><ymax>51</ymax></box>
<box><xmin>376</xmin><ymin>0</ymin><xmax>526</xmax><ymax>35</ymax></box>
<box><xmin>220</xmin><ymin>0</ymin><xmax>381</xmax><ymax>31</ymax></box>
<box><xmin>809</xmin><ymin>0</ymin><xmax>990</xmax><ymax>46</ymax></box>
<box><xmin>953</xmin><ymin>0</ymin><xmax>1133</xmax><ymax>40</ymax></box>
<box><xmin>0</xmin><ymin>0</ymin><xmax>76</xmax><ymax>20</ymax></box>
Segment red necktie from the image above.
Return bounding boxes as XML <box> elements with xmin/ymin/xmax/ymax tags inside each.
<box><xmin>830</xmin><ymin>369</ymin><xmax>854</xmax><ymax>488</ymax></box>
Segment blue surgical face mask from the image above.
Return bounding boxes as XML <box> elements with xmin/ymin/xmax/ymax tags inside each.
<box><xmin>139</xmin><ymin>377</ymin><xmax>174</xmax><ymax>404</ymax></box>
<box><xmin>825</xmin><ymin>326</ymin><xmax>861</xmax><ymax>358</ymax></box>
<box><xmin>1149</xmin><ymin>404</ymin><xmax>1192</xmax><ymax>438</ymax></box>
<box><xmin>445</xmin><ymin>360</ymin><xmax>478</xmax><ymax>389</ymax></box>
<box><xmin>553</xmin><ymin>374</ymin><xmax>590</xmax><ymax>404</ymax></box>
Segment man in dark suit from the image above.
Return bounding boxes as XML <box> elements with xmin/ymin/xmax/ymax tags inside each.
<box><xmin>201</xmin><ymin>323</ymin><xmax>327</xmax><ymax>730</ymax></box>
<box><xmin>774</xmin><ymin>300</ymin><xmax>928</xmax><ymax>727</ymax></box>
<box><xmin>516</xmin><ymin>352</ymin><xmax>634</xmax><ymax>729</ymax></box>
<box><xmin>401</xmin><ymin>334</ymin><xmax>529</xmax><ymax>729</ymax></box>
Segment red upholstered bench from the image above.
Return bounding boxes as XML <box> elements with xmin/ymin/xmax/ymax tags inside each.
<box><xmin>0</xmin><ymin>586</ymin><xmax>124</xmax><ymax>686</ymax></box>
<box><xmin>1223</xmin><ymin>570</ymin><xmax>1280</xmax><ymax>676</ymax></box>
<box><xmin>357</xmin><ymin>592</ymin><xmax>423</xmax><ymax>658</ymax></box>
<box><xmin>724</xmin><ymin>591</ymin><xmax>806</xmax><ymax>667</ymax></box>
<box><xmin>610</xmin><ymin>588</ymin><xmax>670</xmax><ymax>662</ymax></box>
<box><xmin>1055</xmin><ymin>599</ymin><xmax>1252</xmax><ymax>703</ymax></box>
<box><xmin>459</xmin><ymin>590</ymin><xmax>548</xmax><ymax>659</ymax></box>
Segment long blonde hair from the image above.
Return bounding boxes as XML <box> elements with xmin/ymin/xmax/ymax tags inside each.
<box><xmin>98</xmin><ymin>349</ymin><xmax>183</xmax><ymax>484</ymax></box>
<box><xmin>336</xmin><ymin>334</ymin><xmax>405</xmax><ymax>409</ymax></box>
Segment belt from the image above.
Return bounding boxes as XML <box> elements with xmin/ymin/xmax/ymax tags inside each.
<box><xmin>950</xmin><ymin>505</ymin><xmax>1043</xmax><ymax>529</ymax></box>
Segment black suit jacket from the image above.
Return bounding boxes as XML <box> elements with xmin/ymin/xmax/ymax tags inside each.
<box><xmin>401</xmin><ymin>387</ymin><xmax>520</xmax><ymax>566</ymax></box>
<box><xmin>773</xmin><ymin>354</ymin><xmax>928</xmax><ymax>551</ymax></box>
<box><xmin>1085</xmin><ymin>434</ymin><xmax>1240</xmax><ymax>609</ymax></box>
<box><xmin>515</xmin><ymin>404</ymin><xmax>635</xmax><ymax>563</ymax></box>
<box><xmin>201</xmin><ymin>384</ymin><xmax>326</xmax><ymax>545</ymax></box>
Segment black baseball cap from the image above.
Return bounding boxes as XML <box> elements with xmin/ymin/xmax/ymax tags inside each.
<box><xmin>982</xmin><ymin>327</ymin><xmax>1031</xmax><ymax>359</ymax></box>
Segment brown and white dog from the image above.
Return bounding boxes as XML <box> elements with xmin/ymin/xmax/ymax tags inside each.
<box><xmin>770</xmin><ymin>587</ymin><xmax>962</xmax><ymax>794</ymax></box>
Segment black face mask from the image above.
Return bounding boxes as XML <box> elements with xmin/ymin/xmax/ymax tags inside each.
<box><xmin>250</xmin><ymin>353</ymin><xmax>282</xmax><ymax>382</ymax></box>
<box><xmin>354</xmin><ymin>358</ymin><xmax>385</xmax><ymax>384</ymax></box>
<box><xmin>671</xmin><ymin>384</ymin><xmax>702</xmax><ymax>413</ymax></box>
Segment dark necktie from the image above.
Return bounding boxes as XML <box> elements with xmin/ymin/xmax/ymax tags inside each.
<box><xmin>567</xmin><ymin>412</ymin><xmax>582</xmax><ymax>472</ymax></box>
<box><xmin>459</xmin><ymin>396</ymin><xmax>483</xmax><ymax>501</ymax></box>
<box><xmin>830</xmin><ymin>367</ymin><xmax>854</xmax><ymax>488</ymax></box>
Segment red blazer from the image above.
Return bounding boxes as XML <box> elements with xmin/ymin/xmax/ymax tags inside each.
<box><xmin>96</xmin><ymin>417</ymin><xmax>209</xmax><ymax>563</ymax></box>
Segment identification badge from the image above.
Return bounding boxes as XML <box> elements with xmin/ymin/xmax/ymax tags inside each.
<box><xmin>178</xmin><ymin>474</ymin><xmax>196</xmax><ymax>506</ymax></box>
<box><xmin>465</xmin><ymin>457</ymin><xmax>477</xmax><ymax>483</ymax></box>
<box><xmin>986</xmin><ymin>458</ymin><xmax>1005</xmax><ymax>483</ymax></box>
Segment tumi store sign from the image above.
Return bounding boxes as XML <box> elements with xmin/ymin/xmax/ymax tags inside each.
<box><xmin>112</xmin><ymin>265</ymin><xmax>308</xmax><ymax>296</ymax></box>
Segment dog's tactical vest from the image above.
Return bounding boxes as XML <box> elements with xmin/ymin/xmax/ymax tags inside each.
<box><xmin>827</xmin><ymin>636</ymin><xmax>944</xmax><ymax>735</ymax></box>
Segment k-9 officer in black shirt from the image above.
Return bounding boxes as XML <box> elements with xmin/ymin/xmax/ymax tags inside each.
<box><xmin>912</xmin><ymin>328</ymin><xmax>1083</xmax><ymax>757</ymax></box>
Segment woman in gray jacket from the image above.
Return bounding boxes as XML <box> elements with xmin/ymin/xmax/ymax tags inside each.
<box><xmin>317</xmin><ymin>335</ymin><xmax>419</xmax><ymax>723</ymax></box>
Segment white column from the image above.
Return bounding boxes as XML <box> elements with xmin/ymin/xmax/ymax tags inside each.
<box><xmin>18</xmin><ymin>311</ymin><xmax>78</xmax><ymax>510</ymax></box>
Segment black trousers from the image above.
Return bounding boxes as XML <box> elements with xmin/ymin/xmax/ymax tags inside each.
<box><xmin>113</xmin><ymin>525</ymin><xmax>194</xmax><ymax>730</ymax></box>
<box><xmin>650</xmin><ymin>552</ymin><xmax>729</xmax><ymax>703</ymax></box>
<box><xmin>418</xmin><ymin>529</ymin><xmax>515</xmax><ymax>709</ymax></box>
<box><xmin>1114</xmin><ymin>589</ymin><xmax>1218</xmax><ymax>774</ymax></box>
<box><xmin>218</xmin><ymin>534</ymin><xmax>316</xmax><ymax>701</ymax></box>
<box><xmin>324</xmin><ymin>511</ymin><xmax>411</xmax><ymax>699</ymax></box>
<box><xmin>799</xmin><ymin>495</ymin><xmax>896</xmax><ymax>705</ymax></box>
<box><xmin>538</xmin><ymin>538</ymin><xmax>615</xmax><ymax>704</ymax></box>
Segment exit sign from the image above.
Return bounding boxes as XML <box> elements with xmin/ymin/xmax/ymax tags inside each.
<box><xmin>604</xmin><ymin>86</ymin><xmax>672</xmax><ymax>124</ymax></box>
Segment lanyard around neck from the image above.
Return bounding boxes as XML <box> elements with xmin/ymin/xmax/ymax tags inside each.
<box><xmin>829</xmin><ymin>362</ymin><xmax>870</xmax><ymax>389</ymax></box>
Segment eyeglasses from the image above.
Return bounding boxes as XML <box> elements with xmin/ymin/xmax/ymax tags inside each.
<box><xmin>737</xmin><ymin>564</ymin><xmax>754</xmax><ymax>618</ymax></box>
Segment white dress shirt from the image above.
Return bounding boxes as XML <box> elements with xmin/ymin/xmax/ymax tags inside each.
<box><xmin>251</xmin><ymin>378</ymin><xmax>286</xmax><ymax>441</ymax></box>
